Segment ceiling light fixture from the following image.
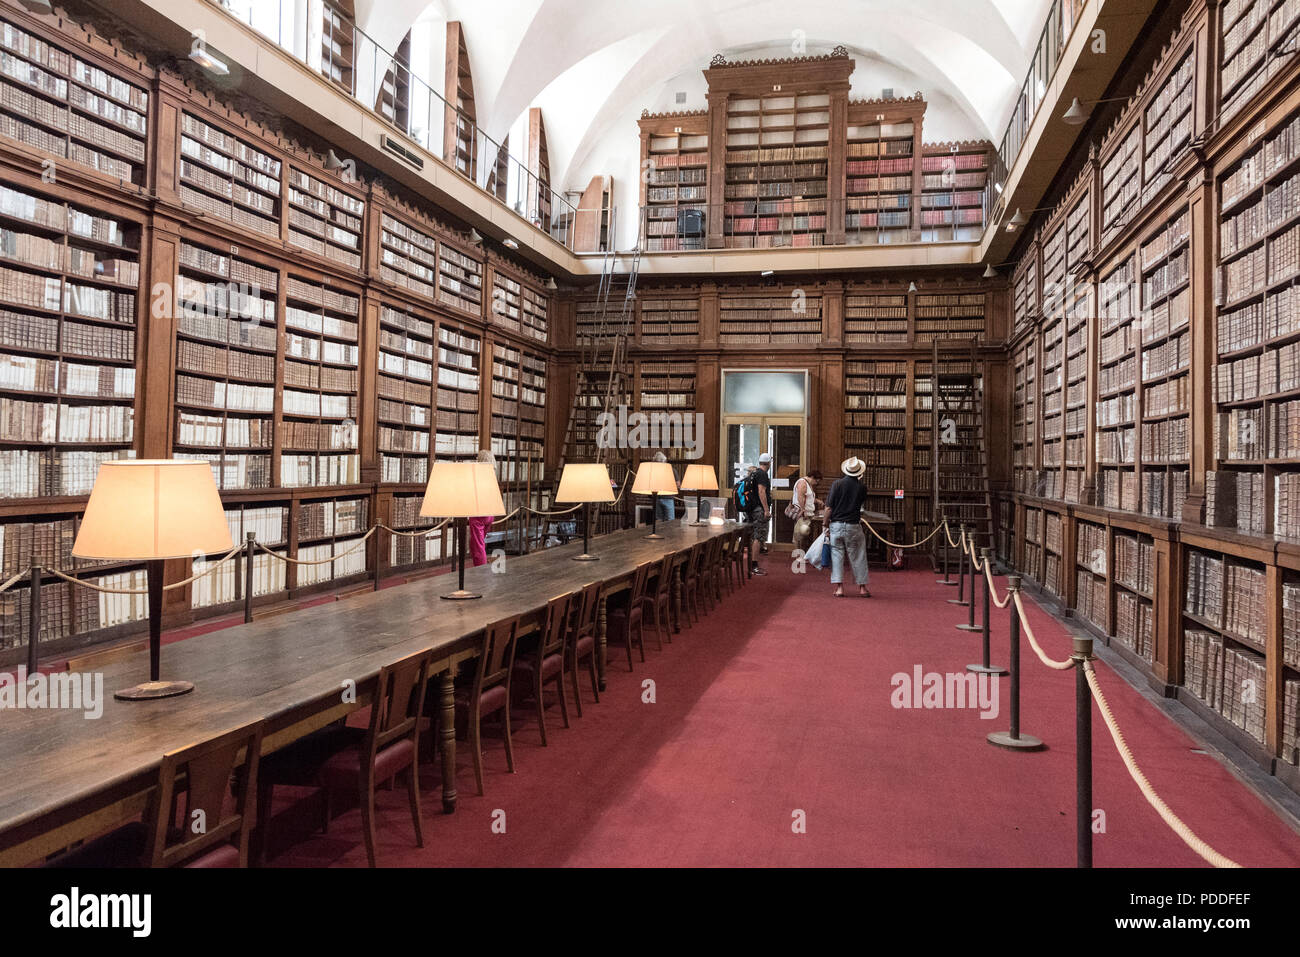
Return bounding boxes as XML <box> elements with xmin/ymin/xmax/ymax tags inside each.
<box><xmin>983</xmin><ymin>264</ymin><xmax>998</xmax><ymax>278</ymax></box>
<box><xmin>188</xmin><ymin>47</ymin><xmax>230</xmax><ymax>77</ymax></box>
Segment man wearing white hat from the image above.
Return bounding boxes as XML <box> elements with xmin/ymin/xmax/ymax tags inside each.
<box><xmin>824</xmin><ymin>456</ymin><xmax>870</xmax><ymax>597</ymax></box>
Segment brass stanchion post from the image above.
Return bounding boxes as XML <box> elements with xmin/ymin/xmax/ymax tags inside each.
<box><xmin>987</xmin><ymin>576</ymin><xmax>1044</xmax><ymax>750</ymax></box>
<box><xmin>966</xmin><ymin>547</ymin><xmax>1007</xmax><ymax>672</ymax></box>
<box><xmin>947</xmin><ymin>524</ymin><xmax>969</xmax><ymax>606</ymax></box>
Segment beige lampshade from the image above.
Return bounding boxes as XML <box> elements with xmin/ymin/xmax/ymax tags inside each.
<box><xmin>554</xmin><ymin>463</ymin><xmax>616</xmax><ymax>503</ymax></box>
<box><xmin>420</xmin><ymin>461</ymin><xmax>505</xmax><ymax>518</ymax></box>
<box><xmin>631</xmin><ymin>461</ymin><xmax>678</xmax><ymax>496</ymax></box>
<box><xmin>679</xmin><ymin>464</ymin><xmax>719</xmax><ymax>492</ymax></box>
<box><xmin>72</xmin><ymin>459</ymin><xmax>232</xmax><ymax>560</ymax></box>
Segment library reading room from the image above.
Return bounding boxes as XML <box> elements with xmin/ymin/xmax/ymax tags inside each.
<box><xmin>0</xmin><ymin>0</ymin><xmax>1298</xmax><ymax>915</ymax></box>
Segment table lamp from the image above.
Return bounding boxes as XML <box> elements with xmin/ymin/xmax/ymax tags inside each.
<box><xmin>555</xmin><ymin>463</ymin><xmax>615</xmax><ymax>561</ymax></box>
<box><xmin>680</xmin><ymin>464</ymin><xmax>719</xmax><ymax>526</ymax></box>
<box><xmin>72</xmin><ymin>459</ymin><xmax>233</xmax><ymax>700</ymax></box>
<box><xmin>631</xmin><ymin>461</ymin><xmax>678</xmax><ymax>540</ymax></box>
<box><xmin>421</xmin><ymin>461</ymin><xmax>505</xmax><ymax>600</ymax></box>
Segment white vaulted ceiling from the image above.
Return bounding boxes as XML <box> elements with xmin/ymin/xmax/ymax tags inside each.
<box><xmin>353</xmin><ymin>0</ymin><xmax>1052</xmax><ymax>219</ymax></box>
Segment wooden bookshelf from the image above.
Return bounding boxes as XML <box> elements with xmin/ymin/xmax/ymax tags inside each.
<box><xmin>490</xmin><ymin>342</ymin><xmax>523</xmax><ymax>481</ymax></box>
<box><xmin>280</xmin><ymin>274</ymin><xmax>361</xmax><ymax>488</ymax></box>
<box><xmin>286</xmin><ymin>166</ymin><xmax>364</xmax><ymax>270</ymax></box>
<box><xmin>1012</xmin><ymin>340</ymin><xmax>1037</xmax><ymax>494</ymax></box>
<box><xmin>919</xmin><ymin>141</ymin><xmax>989</xmax><ymax>241</ymax></box>
<box><xmin>434</xmin><ymin>324</ymin><xmax>481</xmax><ymax>462</ymax></box>
<box><xmin>387</xmin><ymin>492</ymin><xmax>443</xmax><ymax>569</ymax></box>
<box><xmin>1096</xmin><ymin>254</ymin><xmax>1138</xmax><ymax>511</ymax></box>
<box><xmin>844</xmin><ymin>358</ymin><xmax>908</xmax><ymax>497</ymax></box>
<box><xmin>0</xmin><ymin>182</ymin><xmax>140</xmax><ymax>498</ymax></box>
<box><xmin>913</xmin><ymin>292</ymin><xmax>985</xmax><ymax>344</ymax></box>
<box><xmin>844</xmin><ymin>115</ymin><xmax>914</xmax><ymax>244</ymax></box>
<box><xmin>293</xmin><ymin>495</ymin><xmax>369</xmax><ymax>591</ymax></box>
<box><xmin>717</xmin><ymin>293</ymin><xmax>822</xmax><ymax>345</ymax></box>
<box><xmin>527</xmin><ymin>107</ymin><xmax>552</xmax><ymax>231</ymax></box>
<box><xmin>172</xmin><ymin>240</ymin><xmax>278</xmax><ymax>490</ymax></box>
<box><xmin>377</xmin><ymin>302</ymin><xmax>434</xmax><ymax>484</ymax></box>
<box><xmin>179</xmin><ymin>110</ymin><xmax>281</xmax><ymax>238</ymax></box>
<box><xmin>444</xmin><ymin>21</ymin><xmax>477</xmax><ymax>179</ymax></box>
<box><xmin>375</xmin><ymin>32</ymin><xmax>412</xmax><ymax>129</ymax></box>
<box><xmin>638</xmin><ymin>296</ymin><xmax>698</xmax><ymax>345</ymax></box>
<box><xmin>378</xmin><ymin>210</ymin><xmax>438</xmax><ymax>300</ymax></box>
<box><xmin>438</xmin><ymin>241</ymin><xmax>483</xmax><ymax>315</ymax></box>
<box><xmin>191</xmin><ymin>505</ymin><xmax>288</xmax><ymax>611</ymax></box>
<box><xmin>639</xmin><ymin>117</ymin><xmax>709</xmax><ymax>252</ymax></box>
<box><xmin>844</xmin><ymin>290</ymin><xmax>908</xmax><ymax>344</ymax></box>
<box><xmin>0</xmin><ymin>16</ymin><xmax>149</xmax><ymax>185</ymax></box>
<box><xmin>1219</xmin><ymin>0</ymin><xmax>1300</xmax><ymax>124</ymax></box>
<box><xmin>636</xmin><ymin>360</ymin><xmax>697</xmax><ymax>465</ymax></box>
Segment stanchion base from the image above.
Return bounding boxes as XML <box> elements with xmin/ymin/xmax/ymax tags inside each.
<box><xmin>441</xmin><ymin>590</ymin><xmax>482</xmax><ymax>600</ymax></box>
<box><xmin>987</xmin><ymin>730</ymin><xmax>1045</xmax><ymax>751</ymax></box>
<box><xmin>571</xmin><ymin>554</ymin><xmax>600</xmax><ymax>561</ymax></box>
<box><xmin>956</xmin><ymin>623</ymin><xmax>982</xmax><ymax>631</ymax></box>
<box><xmin>967</xmin><ymin>662</ymin><xmax>1009</xmax><ymax>675</ymax></box>
<box><xmin>114</xmin><ymin>680</ymin><xmax>194</xmax><ymax>701</ymax></box>
<box><xmin>937</xmin><ymin>579</ymin><xmax>959</xmax><ymax>586</ymax></box>
<box><xmin>946</xmin><ymin>598</ymin><xmax>970</xmax><ymax>607</ymax></box>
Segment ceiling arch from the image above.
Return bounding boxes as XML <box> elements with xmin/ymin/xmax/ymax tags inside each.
<box><xmin>353</xmin><ymin>0</ymin><xmax>1051</xmax><ymax>187</ymax></box>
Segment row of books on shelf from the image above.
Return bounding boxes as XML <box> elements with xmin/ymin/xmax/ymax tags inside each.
<box><xmin>1184</xmin><ymin>630</ymin><xmax>1267</xmax><ymax>744</ymax></box>
<box><xmin>284</xmin><ymin>361</ymin><xmax>356</xmax><ymax>394</ymax></box>
<box><xmin>1216</xmin><ymin>340</ymin><xmax>1300</xmax><ymax>401</ymax></box>
<box><xmin>1115</xmin><ymin>590</ymin><xmax>1154</xmax><ymax>660</ymax></box>
<box><xmin>280</xmin><ymin>454</ymin><xmax>360</xmax><ymax>488</ymax></box>
<box><xmin>1074</xmin><ymin>568</ymin><xmax>1109</xmax><ymax>635</ymax></box>
<box><xmin>0</xmin><ymin>266</ymin><xmax>135</xmax><ymax>322</ymax></box>
<box><xmin>0</xmin><ymin>573</ymin><xmax>145</xmax><ymax>650</ymax></box>
<box><xmin>177</xmin><ymin>339</ymin><xmax>273</xmax><ymax>381</ymax></box>
<box><xmin>285</xmin><ymin>306</ymin><xmax>358</xmax><ymax>342</ymax></box>
<box><xmin>296</xmin><ymin>537</ymin><xmax>367</xmax><ymax>588</ymax></box>
<box><xmin>177</xmin><ymin>375</ymin><xmax>274</xmax><ymax>413</ymax></box>
<box><xmin>0</xmin><ymin>398</ymin><xmax>132</xmax><ymax>444</ymax></box>
<box><xmin>279</xmin><ymin>419</ymin><xmax>356</xmax><ymax>451</ymax></box>
<box><xmin>726</xmin><ymin>147</ymin><xmax>828</xmax><ymax>163</ymax></box>
<box><xmin>1215</xmin><ymin>400</ymin><xmax>1300</xmax><ymax>459</ymax></box>
<box><xmin>283</xmin><ymin>335</ymin><xmax>357</xmax><ymax>368</ymax></box>
<box><xmin>0</xmin><ymin>446</ymin><xmax>132</xmax><ymax>497</ymax></box>
<box><xmin>1140</xmin><ymin>468</ymin><xmax>1189</xmax><ymax>519</ymax></box>
<box><xmin>390</xmin><ymin>532</ymin><xmax>442</xmax><ymax>568</ymax></box>
<box><xmin>380</xmin><ymin>455</ymin><xmax>428</xmax><ymax>484</ymax></box>
<box><xmin>191</xmin><ymin>551</ymin><xmax>285</xmax><ymax>609</ymax></box>
<box><xmin>175</xmin><ymin>412</ymin><xmax>270</xmax><ymax>450</ymax></box>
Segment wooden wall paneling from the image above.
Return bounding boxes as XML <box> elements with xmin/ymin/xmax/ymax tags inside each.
<box><xmin>1180</xmin><ymin>154</ymin><xmax>1213</xmax><ymax>524</ymax></box>
<box><xmin>699</xmin><ymin>282</ymin><xmax>719</xmax><ymax>347</ymax></box>
<box><xmin>695</xmin><ymin>357</ymin><xmax>720</xmax><ymax>469</ymax></box>
<box><xmin>821</xmin><ymin>279</ymin><xmax>844</xmax><ymax>345</ymax></box>
<box><xmin>985</xmin><ymin>354</ymin><xmax>1012</xmax><ymax>490</ymax></box>
<box><xmin>818</xmin><ymin>357</ymin><xmax>843</xmax><ymax>478</ymax></box>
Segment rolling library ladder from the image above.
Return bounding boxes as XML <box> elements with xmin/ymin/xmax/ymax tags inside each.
<box><xmin>559</xmin><ymin>220</ymin><xmax>641</xmax><ymax>527</ymax></box>
<box><xmin>931</xmin><ymin>341</ymin><xmax>993</xmax><ymax>558</ymax></box>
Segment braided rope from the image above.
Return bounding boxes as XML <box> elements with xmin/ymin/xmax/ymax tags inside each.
<box><xmin>944</xmin><ymin>520</ymin><xmax>960</xmax><ymax>548</ymax></box>
<box><xmin>256</xmin><ymin>526</ymin><xmax>377</xmax><ymax>565</ymax></box>
<box><xmin>983</xmin><ymin>561</ymin><xmax>1012</xmax><ymax>608</ymax></box>
<box><xmin>1011</xmin><ymin>590</ymin><xmax>1076</xmax><ymax>670</ymax></box>
<box><xmin>0</xmin><ymin>570</ymin><xmax>26</xmax><ymax>594</ymax></box>
<box><xmin>489</xmin><ymin>506</ymin><xmax>524</xmax><ymax>526</ymax></box>
<box><xmin>861</xmin><ymin>520</ymin><xmax>944</xmax><ymax>550</ymax></box>
<box><xmin>45</xmin><ymin>567</ymin><xmax>147</xmax><ymax>594</ymax></box>
<box><xmin>1083</xmin><ymin>661</ymin><xmax>1242</xmax><ymax>868</ymax></box>
<box><xmin>527</xmin><ymin>502</ymin><xmax>583</xmax><ymax>517</ymax></box>
<box><xmin>379</xmin><ymin>518</ymin><xmax>452</xmax><ymax>538</ymax></box>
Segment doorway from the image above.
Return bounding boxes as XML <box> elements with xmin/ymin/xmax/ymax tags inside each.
<box><xmin>719</xmin><ymin>370</ymin><xmax>809</xmax><ymax>546</ymax></box>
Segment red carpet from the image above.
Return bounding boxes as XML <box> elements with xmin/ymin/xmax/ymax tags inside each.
<box><xmin>262</xmin><ymin>560</ymin><xmax>1300</xmax><ymax>867</ymax></box>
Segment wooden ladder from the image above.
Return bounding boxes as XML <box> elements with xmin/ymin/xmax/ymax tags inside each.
<box><xmin>931</xmin><ymin>339</ymin><xmax>994</xmax><ymax>555</ymax></box>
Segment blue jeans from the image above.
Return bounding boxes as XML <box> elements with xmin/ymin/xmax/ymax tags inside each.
<box><xmin>830</xmin><ymin>522</ymin><xmax>869</xmax><ymax>586</ymax></box>
<box><xmin>656</xmin><ymin>497</ymin><xmax>676</xmax><ymax>521</ymax></box>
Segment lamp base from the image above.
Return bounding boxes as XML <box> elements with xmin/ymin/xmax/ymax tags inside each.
<box><xmin>441</xmin><ymin>590</ymin><xmax>482</xmax><ymax>600</ymax></box>
<box><xmin>114</xmin><ymin>679</ymin><xmax>195</xmax><ymax>701</ymax></box>
<box><xmin>572</xmin><ymin>553</ymin><xmax>600</xmax><ymax>561</ymax></box>
<box><xmin>688</xmin><ymin>521</ymin><xmax>709</xmax><ymax>527</ymax></box>
<box><xmin>644</xmin><ymin>533</ymin><xmax>665</xmax><ymax>540</ymax></box>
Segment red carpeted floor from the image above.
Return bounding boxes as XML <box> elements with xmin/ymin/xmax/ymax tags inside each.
<box><xmin>266</xmin><ymin>560</ymin><xmax>1300</xmax><ymax>868</ymax></box>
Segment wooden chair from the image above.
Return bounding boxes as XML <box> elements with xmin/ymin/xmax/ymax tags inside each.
<box><xmin>457</xmin><ymin>615</ymin><xmax>521</xmax><ymax>796</ymax></box>
<box><xmin>608</xmin><ymin>561</ymin><xmax>654</xmax><ymax>670</ymax></box>
<box><xmin>48</xmin><ymin>720</ymin><xmax>265</xmax><ymax>868</ymax></box>
<box><xmin>566</xmin><ymin>581</ymin><xmax>602</xmax><ymax>716</ymax></box>
<box><xmin>699</xmin><ymin>537</ymin><xmax>723</xmax><ymax>613</ymax></box>
<box><xmin>643</xmin><ymin>551</ymin><xmax>678</xmax><ymax>649</ymax></box>
<box><xmin>730</xmin><ymin>529</ymin><xmax>750</xmax><ymax>587</ymax></box>
<box><xmin>681</xmin><ymin>542</ymin><xmax>705</xmax><ymax>626</ymax></box>
<box><xmin>256</xmin><ymin>649</ymin><xmax>432</xmax><ymax>868</ymax></box>
<box><xmin>512</xmin><ymin>592</ymin><xmax>573</xmax><ymax>746</ymax></box>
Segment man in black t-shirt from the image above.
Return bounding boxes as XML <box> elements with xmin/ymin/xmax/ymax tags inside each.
<box><xmin>825</xmin><ymin>456</ymin><xmax>870</xmax><ymax>597</ymax></box>
<box><xmin>747</xmin><ymin>452</ymin><xmax>773</xmax><ymax>575</ymax></box>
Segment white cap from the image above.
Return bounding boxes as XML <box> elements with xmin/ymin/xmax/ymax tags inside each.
<box><xmin>758</xmin><ymin>452</ymin><xmax>772</xmax><ymax>464</ymax></box>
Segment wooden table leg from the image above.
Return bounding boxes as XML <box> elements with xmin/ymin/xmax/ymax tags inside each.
<box><xmin>597</xmin><ymin>595</ymin><xmax>608</xmax><ymax>692</ymax></box>
<box><xmin>438</xmin><ymin>671</ymin><xmax>457</xmax><ymax>814</ymax></box>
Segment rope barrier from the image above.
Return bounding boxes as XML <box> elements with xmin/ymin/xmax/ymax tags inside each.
<box><xmin>983</xmin><ymin>559</ymin><xmax>1011</xmax><ymax>608</ymax></box>
<box><xmin>379</xmin><ymin>518</ymin><xmax>452</xmax><ymax>538</ymax></box>
<box><xmin>1083</xmin><ymin>661</ymin><xmax>1242</xmax><ymax>869</ymax></box>
<box><xmin>256</xmin><ymin>527</ymin><xmax>377</xmax><ymax>565</ymax></box>
<box><xmin>0</xmin><ymin>570</ymin><xmax>26</xmax><ymax>594</ymax></box>
<box><xmin>944</xmin><ymin>522</ymin><xmax>961</xmax><ymax>548</ymax></box>
<box><xmin>43</xmin><ymin>545</ymin><xmax>245</xmax><ymax>594</ymax></box>
<box><xmin>861</xmin><ymin>520</ymin><xmax>945</xmax><ymax>550</ymax></box>
<box><xmin>1011</xmin><ymin>591</ymin><xmax>1075</xmax><ymax>671</ymax></box>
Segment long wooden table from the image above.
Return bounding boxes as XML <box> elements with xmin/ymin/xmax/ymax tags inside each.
<box><xmin>0</xmin><ymin>522</ymin><xmax>742</xmax><ymax>866</ymax></box>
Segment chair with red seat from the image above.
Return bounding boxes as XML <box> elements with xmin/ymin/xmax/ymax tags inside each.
<box><xmin>457</xmin><ymin>615</ymin><xmax>521</xmax><ymax>795</ymax></box>
<box><xmin>512</xmin><ymin>592</ymin><xmax>573</xmax><ymax>746</ymax></box>
<box><xmin>566</xmin><ymin>580</ymin><xmax>602</xmax><ymax>715</ymax></box>
<box><xmin>607</xmin><ymin>560</ymin><xmax>654</xmax><ymax>670</ymax></box>
<box><xmin>255</xmin><ymin>649</ymin><xmax>432</xmax><ymax>867</ymax></box>
<box><xmin>48</xmin><ymin>720</ymin><xmax>265</xmax><ymax>868</ymax></box>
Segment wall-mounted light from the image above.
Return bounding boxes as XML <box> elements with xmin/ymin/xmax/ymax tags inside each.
<box><xmin>983</xmin><ymin>264</ymin><xmax>998</xmax><ymax>278</ymax></box>
<box><xmin>907</xmin><ymin>281</ymin><xmax>918</xmax><ymax>293</ymax></box>
<box><xmin>468</xmin><ymin>228</ymin><xmax>484</xmax><ymax>246</ymax></box>
<box><xmin>761</xmin><ymin>269</ymin><xmax>774</xmax><ymax>277</ymax></box>
<box><xmin>503</xmin><ymin>237</ymin><xmax>519</xmax><ymax>250</ymax></box>
<box><xmin>1061</xmin><ymin>95</ymin><xmax>1129</xmax><ymax>126</ymax></box>
<box><xmin>189</xmin><ymin>47</ymin><xmax>230</xmax><ymax>76</ymax></box>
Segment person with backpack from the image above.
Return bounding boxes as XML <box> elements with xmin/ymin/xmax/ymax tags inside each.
<box><xmin>733</xmin><ymin>453</ymin><xmax>772</xmax><ymax>575</ymax></box>
<box><xmin>825</xmin><ymin>456</ymin><xmax>870</xmax><ymax>597</ymax></box>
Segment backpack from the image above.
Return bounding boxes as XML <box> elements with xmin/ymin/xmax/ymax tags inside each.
<box><xmin>733</xmin><ymin>471</ymin><xmax>755</xmax><ymax>514</ymax></box>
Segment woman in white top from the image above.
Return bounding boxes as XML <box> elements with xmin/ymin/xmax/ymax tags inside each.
<box><xmin>790</xmin><ymin>470</ymin><xmax>823</xmax><ymax>552</ymax></box>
